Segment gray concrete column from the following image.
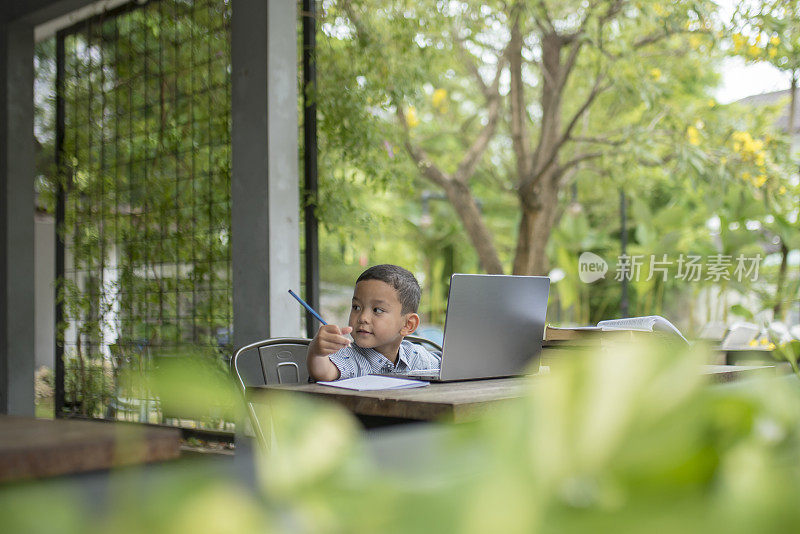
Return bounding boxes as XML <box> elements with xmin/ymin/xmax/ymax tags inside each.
<box><xmin>1</xmin><ymin>20</ymin><xmax>36</xmax><ymax>415</ymax></box>
<box><xmin>231</xmin><ymin>0</ymin><xmax>301</xmax><ymax>350</ymax></box>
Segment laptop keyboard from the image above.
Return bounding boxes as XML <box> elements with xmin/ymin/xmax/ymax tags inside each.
<box><xmin>374</xmin><ymin>369</ymin><xmax>440</xmax><ymax>380</ymax></box>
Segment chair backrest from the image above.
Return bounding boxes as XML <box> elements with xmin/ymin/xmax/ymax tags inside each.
<box><xmin>232</xmin><ymin>336</ymin><xmax>440</xmax><ymax>393</ymax></box>
<box><xmin>405</xmin><ymin>335</ymin><xmax>443</xmax><ymax>353</ymax></box>
<box><xmin>232</xmin><ymin>337</ymin><xmax>311</xmax><ymax>392</ymax></box>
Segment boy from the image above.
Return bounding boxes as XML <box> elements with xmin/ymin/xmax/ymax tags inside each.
<box><xmin>307</xmin><ymin>264</ymin><xmax>442</xmax><ymax>381</ymax></box>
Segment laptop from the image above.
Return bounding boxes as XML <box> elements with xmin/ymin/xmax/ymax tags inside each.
<box><xmin>401</xmin><ymin>273</ymin><xmax>550</xmax><ymax>382</ymax></box>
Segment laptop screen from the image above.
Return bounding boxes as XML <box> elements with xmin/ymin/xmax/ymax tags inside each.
<box><xmin>439</xmin><ymin>274</ymin><xmax>550</xmax><ymax>381</ymax></box>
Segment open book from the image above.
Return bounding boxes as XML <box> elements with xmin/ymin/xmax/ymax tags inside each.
<box><xmin>545</xmin><ymin>315</ymin><xmax>688</xmax><ymax>344</ymax></box>
<box><xmin>597</xmin><ymin>315</ymin><xmax>688</xmax><ymax>344</ymax></box>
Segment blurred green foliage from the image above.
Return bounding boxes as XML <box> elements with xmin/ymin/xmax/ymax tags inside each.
<box><xmin>147</xmin><ymin>347</ymin><xmax>239</xmax><ymax>426</ymax></box>
<box><xmin>5</xmin><ymin>340</ymin><xmax>800</xmax><ymax>532</ymax></box>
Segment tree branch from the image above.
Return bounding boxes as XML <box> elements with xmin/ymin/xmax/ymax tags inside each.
<box><xmin>556</xmin><ymin>73</ymin><xmax>610</xmax><ymax>154</ymax></box>
<box><xmin>396</xmin><ymin>107</ymin><xmax>451</xmax><ymax>188</ymax></box>
<box><xmin>634</xmin><ymin>28</ymin><xmax>710</xmax><ymax>50</ymax></box>
<box><xmin>558</xmin><ymin>39</ymin><xmax>584</xmax><ymax>89</ymax></box>
<box><xmin>560</xmin><ymin>151</ymin><xmax>603</xmax><ymax>175</ymax></box>
<box><xmin>637</xmin><ymin>153</ymin><xmax>676</xmax><ymax>167</ymax></box>
<box><xmin>556</xmin><ymin>163</ymin><xmax>582</xmax><ymax>191</ymax></box>
<box><xmin>453</xmin><ymin>30</ymin><xmax>490</xmax><ymax>97</ymax></box>
<box><xmin>570</xmin><ymin>135</ymin><xmax>625</xmax><ymax>146</ymax></box>
<box><xmin>531</xmin><ymin>0</ymin><xmax>555</xmax><ymax>34</ymax></box>
<box><xmin>527</xmin><ymin>72</ymin><xmax>610</xmax><ymax>187</ymax></box>
<box><xmin>454</xmin><ymin>88</ymin><xmax>502</xmax><ymax>183</ymax></box>
<box><xmin>508</xmin><ymin>8</ymin><xmax>532</xmax><ymax>183</ymax></box>
<box><xmin>339</xmin><ymin>0</ymin><xmax>370</xmax><ymax>48</ymax></box>
<box><xmin>597</xmin><ymin>0</ymin><xmax>625</xmax><ymax>29</ymax></box>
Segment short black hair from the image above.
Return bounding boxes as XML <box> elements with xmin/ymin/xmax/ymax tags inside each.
<box><xmin>356</xmin><ymin>264</ymin><xmax>421</xmax><ymax>314</ymax></box>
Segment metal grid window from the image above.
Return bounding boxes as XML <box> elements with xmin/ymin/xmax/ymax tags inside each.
<box><xmin>55</xmin><ymin>0</ymin><xmax>232</xmax><ymax>424</ymax></box>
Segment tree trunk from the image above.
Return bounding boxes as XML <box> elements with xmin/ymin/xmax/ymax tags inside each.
<box><xmin>511</xmin><ymin>30</ymin><xmax>565</xmax><ymax>276</ymax></box>
<box><xmin>773</xmin><ymin>240</ymin><xmax>789</xmax><ymax>320</ymax></box>
<box><xmin>512</xmin><ymin>178</ymin><xmax>560</xmax><ymax>275</ymax></box>
<box><xmin>442</xmin><ymin>179</ymin><xmax>505</xmax><ymax>274</ymax></box>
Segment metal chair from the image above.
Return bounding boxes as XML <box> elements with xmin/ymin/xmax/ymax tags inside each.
<box><xmin>405</xmin><ymin>334</ymin><xmax>443</xmax><ymax>352</ymax></box>
<box><xmin>231</xmin><ymin>337</ymin><xmax>311</xmax><ymax>448</ymax></box>
<box><xmin>232</xmin><ymin>336</ymin><xmax>438</xmax><ymax>447</ymax></box>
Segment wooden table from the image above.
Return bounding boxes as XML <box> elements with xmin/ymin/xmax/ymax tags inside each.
<box><xmin>701</xmin><ymin>364</ymin><xmax>776</xmax><ymax>382</ymax></box>
<box><xmin>256</xmin><ymin>376</ymin><xmax>532</xmax><ymax>423</ymax></box>
<box><xmin>253</xmin><ymin>365</ymin><xmax>777</xmax><ymax>424</ymax></box>
<box><xmin>722</xmin><ymin>346</ymin><xmax>776</xmax><ymax>365</ymax></box>
<box><xmin>0</xmin><ymin>416</ymin><xmax>182</xmax><ymax>483</ymax></box>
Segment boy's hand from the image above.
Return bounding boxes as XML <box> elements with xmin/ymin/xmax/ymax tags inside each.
<box><xmin>309</xmin><ymin>325</ymin><xmax>353</xmax><ymax>359</ymax></box>
<box><xmin>307</xmin><ymin>325</ymin><xmax>352</xmax><ymax>381</ymax></box>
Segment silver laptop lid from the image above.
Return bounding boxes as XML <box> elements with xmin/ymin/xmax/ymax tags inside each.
<box><xmin>440</xmin><ymin>274</ymin><xmax>550</xmax><ymax>381</ymax></box>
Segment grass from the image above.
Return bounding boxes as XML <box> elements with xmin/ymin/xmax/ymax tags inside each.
<box><xmin>34</xmin><ymin>395</ymin><xmax>54</xmax><ymax>419</ymax></box>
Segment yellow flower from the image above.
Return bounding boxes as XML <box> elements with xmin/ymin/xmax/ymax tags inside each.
<box><xmin>731</xmin><ymin>131</ymin><xmax>768</xmax><ymax>165</ymax></box>
<box><xmin>732</xmin><ymin>33</ymin><xmax>746</xmax><ymax>51</ymax></box>
<box><xmin>649</xmin><ymin>68</ymin><xmax>662</xmax><ymax>81</ymax></box>
<box><xmin>432</xmin><ymin>88</ymin><xmax>447</xmax><ymax>108</ymax></box>
<box><xmin>708</xmin><ymin>99</ymin><xmax>716</xmax><ymax>107</ymax></box>
<box><xmin>770</xmin><ymin>35</ymin><xmax>780</xmax><ymax>46</ymax></box>
<box><xmin>742</xmin><ymin>172</ymin><xmax>752</xmax><ymax>182</ymax></box>
<box><xmin>779</xmin><ymin>186</ymin><xmax>787</xmax><ymax>195</ymax></box>
<box><xmin>748</xmin><ymin>44</ymin><xmax>762</xmax><ymax>57</ymax></box>
<box><xmin>769</xmin><ymin>47</ymin><xmax>778</xmax><ymax>58</ymax></box>
<box><xmin>689</xmin><ymin>35</ymin><xmax>702</xmax><ymax>50</ymax></box>
<box><xmin>732</xmin><ymin>130</ymin><xmax>750</xmax><ymax>145</ymax></box>
<box><xmin>749</xmin><ymin>339</ymin><xmax>759</xmax><ymax>347</ymax></box>
<box><xmin>405</xmin><ymin>106</ymin><xmax>420</xmax><ymax>128</ymax></box>
<box><xmin>753</xmin><ymin>174</ymin><xmax>767</xmax><ymax>188</ymax></box>
<box><xmin>686</xmin><ymin>125</ymin><xmax>701</xmax><ymax>146</ymax></box>
<box><xmin>761</xmin><ymin>337</ymin><xmax>775</xmax><ymax>350</ymax></box>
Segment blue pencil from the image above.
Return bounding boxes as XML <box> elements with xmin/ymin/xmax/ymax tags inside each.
<box><xmin>288</xmin><ymin>289</ymin><xmax>328</xmax><ymax>325</ymax></box>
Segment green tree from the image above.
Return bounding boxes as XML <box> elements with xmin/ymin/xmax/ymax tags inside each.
<box><xmin>322</xmin><ymin>0</ymin><xmax>735</xmax><ymax>276</ymax></box>
<box><xmin>728</xmin><ymin>0</ymin><xmax>800</xmax><ymax>320</ymax></box>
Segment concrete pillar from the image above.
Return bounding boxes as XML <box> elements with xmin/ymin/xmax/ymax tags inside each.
<box><xmin>1</xmin><ymin>20</ymin><xmax>36</xmax><ymax>415</ymax></box>
<box><xmin>231</xmin><ymin>0</ymin><xmax>301</xmax><ymax>349</ymax></box>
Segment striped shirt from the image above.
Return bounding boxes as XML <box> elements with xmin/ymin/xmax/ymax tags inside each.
<box><xmin>328</xmin><ymin>339</ymin><xmax>442</xmax><ymax>380</ymax></box>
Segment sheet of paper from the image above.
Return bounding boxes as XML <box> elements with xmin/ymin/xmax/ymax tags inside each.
<box><xmin>317</xmin><ymin>375</ymin><xmax>429</xmax><ymax>391</ymax></box>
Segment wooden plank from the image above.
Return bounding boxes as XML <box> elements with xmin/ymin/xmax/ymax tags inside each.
<box><xmin>0</xmin><ymin>416</ymin><xmax>181</xmax><ymax>483</ymax></box>
<box><xmin>255</xmin><ymin>377</ymin><xmax>534</xmax><ymax>423</ymax></box>
<box><xmin>701</xmin><ymin>365</ymin><xmax>776</xmax><ymax>383</ymax></box>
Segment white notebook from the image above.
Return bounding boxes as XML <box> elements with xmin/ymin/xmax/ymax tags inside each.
<box><xmin>317</xmin><ymin>375</ymin><xmax>429</xmax><ymax>391</ymax></box>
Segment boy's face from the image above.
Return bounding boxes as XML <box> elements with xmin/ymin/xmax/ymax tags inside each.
<box><xmin>348</xmin><ymin>279</ymin><xmax>416</xmax><ymax>359</ymax></box>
